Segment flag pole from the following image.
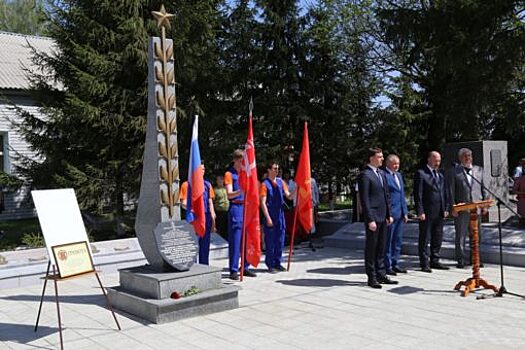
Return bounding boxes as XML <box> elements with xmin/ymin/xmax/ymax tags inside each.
<box><xmin>287</xmin><ymin>193</ymin><xmax>300</xmax><ymax>271</ymax></box>
<box><xmin>287</xmin><ymin>121</ymin><xmax>311</xmax><ymax>271</ymax></box>
<box><xmin>240</xmin><ymin>98</ymin><xmax>254</xmax><ymax>282</ymax></box>
<box><xmin>240</xmin><ymin>179</ymin><xmax>248</xmax><ymax>282</ymax></box>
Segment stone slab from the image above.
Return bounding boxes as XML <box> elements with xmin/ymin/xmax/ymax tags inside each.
<box><xmin>325</xmin><ymin>221</ymin><xmax>525</xmax><ymax>266</ymax></box>
<box><xmin>107</xmin><ymin>284</ymin><xmax>240</xmax><ymax>324</ymax></box>
<box><xmin>0</xmin><ymin>234</ymin><xmax>228</xmax><ymax>290</ymax></box>
<box><xmin>119</xmin><ymin>264</ymin><xmax>223</xmax><ymax>299</ymax></box>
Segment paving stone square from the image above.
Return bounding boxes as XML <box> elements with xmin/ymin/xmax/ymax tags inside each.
<box><xmin>1</xmin><ymin>245</ymin><xmax>525</xmax><ymax>349</ymax></box>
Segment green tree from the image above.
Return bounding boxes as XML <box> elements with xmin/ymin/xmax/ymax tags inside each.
<box><xmin>302</xmin><ymin>0</ymin><xmax>382</xmax><ymax>190</ymax></box>
<box><xmin>144</xmin><ymin>1</ymin><xmax>229</xmax><ymax>179</ymax></box>
<box><xmin>209</xmin><ymin>0</ymin><xmax>260</xmax><ymax>173</ymax></box>
<box><xmin>0</xmin><ymin>0</ymin><xmax>49</xmax><ymax>35</ymax></box>
<box><xmin>246</xmin><ymin>0</ymin><xmax>308</xmax><ymax>168</ymax></box>
<box><xmin>16</xmin><ymin>0</ymin><xmax>149</xmax><ymax>235</ymax></box>
<box><xmin>375</xmin><ymin>0</ymin><xmax>525</xmax><ymax>153</ymax></box>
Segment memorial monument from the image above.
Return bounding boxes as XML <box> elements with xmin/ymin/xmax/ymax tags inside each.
<box><xmin>107</xmin><ymin>5</ymin><xmax>239</xmax><ymax>323</ymax></box>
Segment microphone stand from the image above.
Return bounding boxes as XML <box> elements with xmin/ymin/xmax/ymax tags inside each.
<box><xmin>466</xmin><ymin>170</ymin><xmax>525</xmax><ymax>299</ymax></box>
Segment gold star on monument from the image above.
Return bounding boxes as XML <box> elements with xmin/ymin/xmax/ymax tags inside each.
<box><xmin>152</xmin><ymin>5</ymin><xmax>174</xmax><ymax>30</ymax></box>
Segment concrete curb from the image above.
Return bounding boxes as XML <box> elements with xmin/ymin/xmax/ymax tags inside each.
<box><xmin>0</xmin><ymin>234</ymin><xmax>228</xmax><ymax>290</ymax></box>
<box><xmin>324</xmin><ymin>221</ymin><xmax>525</xmax><ymax>267</ymax></box>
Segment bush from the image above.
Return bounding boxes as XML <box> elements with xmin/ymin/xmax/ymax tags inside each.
<box><xmin>21</xmin><ymin>232</ymin><xmax>45</xmax><ymax>248</ymax></box>
<box><xmin>0</xmin><ymin>172</ymin><xmax>23</xmax><ymax>192</ymax></box>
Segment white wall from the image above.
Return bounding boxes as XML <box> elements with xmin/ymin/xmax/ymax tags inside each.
<box><xmin>0</xmin><ymin>93</ymin><xmax>43</xmax><ymax>220</ymax></box>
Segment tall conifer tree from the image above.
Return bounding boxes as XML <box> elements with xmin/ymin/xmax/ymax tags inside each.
<box><xmin>16</xmin><ymin>0</ymin><xmax>148</xmax><ymax>235</ymax></box>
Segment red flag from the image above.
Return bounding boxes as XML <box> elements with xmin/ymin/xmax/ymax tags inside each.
<box><xmin>239</xmin><ymin>112</ymin><xmax>261</xmax><ymax>267</ymax></box>
<box><xmin>295</xmin><ymin>122</ymin><xmax>313</xmax><ymax>232</ymax></box>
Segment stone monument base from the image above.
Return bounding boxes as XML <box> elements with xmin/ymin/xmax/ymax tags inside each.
<box><xmin>107</xmin><ymin>264</ymin><xmax>240</xmax><ymax>324</ymax></box>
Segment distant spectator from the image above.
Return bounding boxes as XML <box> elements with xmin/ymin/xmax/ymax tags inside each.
<box><xmin>310</xmin><ymin>176</ymin><xmax>320</xmax><ymax>234</ymax></box>
<box><xmin>513</xmin><ymin>158</ymin><xmax>525</xmax><ymax>179</ymax></box>
<box><xmin>513</xmin><ymin>172</ymin><xmax>525</xmax><ymax>226</ymax></box>
<box><xmin>213</xmin><ymin>175</ymin><xmax>229</xmax><ymax>239</ymax></box>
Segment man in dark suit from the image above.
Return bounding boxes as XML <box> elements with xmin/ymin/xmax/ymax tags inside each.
<box><xmin>358</xmin><ymin>147</ymin><xmax>398</xmax><ymax>288</ymax></box>
<box><xmin>414</xmin><ymin>151</ymin><xmax>450</xmax><ymax>272</ymax></box>
<box><xmin>446</xmin><ymin>148</ymin><xmax>488</xmax><ymax>268</ymax></box>
<box><xmin>383</xmin><ymin>154</ymin><xmax>409</xmax><ymax>275</ymax></box>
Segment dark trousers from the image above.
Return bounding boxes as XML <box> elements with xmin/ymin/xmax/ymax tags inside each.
<box><xmin>198</xmin><ymin>213</ymin><xmax>213</xmax><ymax>265</ymax></box>
<box><xmin>364</xmin><ymin>221</ymin><xmax>387</xmax><ymax>281</ymax></box>
<box><xmin>418</xmin><ymin>215</ymin><xmax>443</xmax><ymax>268</ymax></box>
<box><xmin>215</xmin><ymin>210</ymin><xmax>228</xmax><ymax>239</ymax></box>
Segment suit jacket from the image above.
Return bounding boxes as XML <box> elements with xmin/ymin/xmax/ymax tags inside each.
<box><xmin>446</xmin><ymin>164</ymin><xmax>488</xmax><ymax>208</ymax></box>
<box><xmin>414</xmin><ymin>166</ymin><xmax>449</xmax><ymax>218</ymax></box>
<box><xmin>384</xmin><ymin>170</ymin><xmax>408</xmax><ymax>219</ymax></box>
<box><xmin>358</xmin><ymin>167</ymin><xmax>392</xmax><ymax>224</ymax></box>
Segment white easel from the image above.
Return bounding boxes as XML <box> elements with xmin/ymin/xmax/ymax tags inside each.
<box><xmin>32</xmin><ymin>189</ymin><xmax>120</xmax><ymax>349</ymax></box>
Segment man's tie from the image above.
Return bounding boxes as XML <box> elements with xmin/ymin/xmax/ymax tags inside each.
<box><xmin>464</xmin><ymin>167</ymin><xmax>472</xmax><ymax>185</ymax></box>
<box><xmin>376</xmin><ymin>169</ymin><xmax>383</xmax><ymax>187</ymax></box>
<box><xmin>432</xmin><ymin>169</ymin><xmax>441</xmax><ymax>185</ymax></box>
<box><xmin>394</xmin><ymin>172</ymin><xmax>401</xmax><ymax>189</ymax></box>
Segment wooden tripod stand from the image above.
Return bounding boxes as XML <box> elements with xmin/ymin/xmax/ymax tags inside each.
<box><xmin>34</xmin><ymin>262</ymin><xmax>121</xmax><ymax>349</ymax></box>
<box><xmin>453</xmin><ymin>200</ymin><xmax>498</xmax><ymax>297</ymax></box>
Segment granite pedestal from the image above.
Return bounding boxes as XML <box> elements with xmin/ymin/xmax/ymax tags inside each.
<box><xmin>107</xmin><ymin>264</ymin><xmax>240</xmax><ymax>324</ymax></box>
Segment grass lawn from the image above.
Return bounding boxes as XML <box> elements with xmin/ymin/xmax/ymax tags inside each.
<box><xmin>0</xmin><ymin>218</ymin><xmax>41</xmax><ymax>251</ymax></box>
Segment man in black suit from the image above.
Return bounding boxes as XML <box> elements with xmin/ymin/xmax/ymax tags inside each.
<box><xmin>414</xmin><ymin>151</ymin><xmax>450</xmax><ymax>273</ymax></box>
<box><xmin>358</xmin><ymin>147</ymin><xmax>398</xmax><ymax>288</ymax></box>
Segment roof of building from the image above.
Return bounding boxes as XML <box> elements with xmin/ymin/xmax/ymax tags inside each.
<box><xmin>0</xmin><ymin>31</ymin><xmax>55</xmax><ymax>91</ymax></box>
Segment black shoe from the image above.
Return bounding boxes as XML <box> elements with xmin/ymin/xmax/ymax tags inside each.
<box><xmin>275</xmin><ymin>265</ymin><xmax>286</xmax><ymax>272</ymax></box>
<box><xmin>378</xmin><ymin>276</ymin><xmax>399</xmax><ymax>285</ymax></box>
<box><xmin>479</xmin><ymin>263</ymin><xmax>484</xmax><ymax>268</ymax></box>
<box><xmin>456</xmin><ymin>262</ymin><xmax>465</xmax><ymax>269</ymax></box>
<box><xmin>268</xmin><ymin>268</ymin><xmax>278</xmax><ymax>274</ymax></box>
<box><xmin>421</xmin><ymin>267</ymin><xmax>432</xmax><ymax>273</ymax></box>
<box><xmin>386</xmin><ymin>269</ymin><xmax>397</xmax><ymax>276</ymax></box>
<box><xmin>243</xmin><ymin>269</ymin><xmax>257</xmax><ymax>277</ymax></box>
<box><xmin>393</xmin><ymin>266</ymin><xmax>407</xmax><ymax>273</ymax></box>
<box><xmin>430</xmin><ymin>262</ymin><xmax>450</xmax><ymax>270</ymax></box>
<box><xmin>229</xmin><ymin>272</ymin><xmax>239</xmax><ymax>281</ymax></box>
<box><xmin>367</xmin><ymin>280</ymin><xmax>382</xmax><ymax>289</ymax></box>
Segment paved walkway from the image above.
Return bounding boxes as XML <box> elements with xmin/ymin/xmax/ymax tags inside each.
<box><xmin>1</xmin><ymin>245</ymin><xmax>525</xmax><ymax>349</ymax></box>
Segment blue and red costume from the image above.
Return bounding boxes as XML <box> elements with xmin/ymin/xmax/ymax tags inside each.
<box><xmin>224</xmin><ymin>167</ymin><xmax>249</xmax><ymax>273</ymax></box>
<box><xmin>260</xmin><ymin>177</ymin><xmax>287</xmax><ymax>269</ymax></box>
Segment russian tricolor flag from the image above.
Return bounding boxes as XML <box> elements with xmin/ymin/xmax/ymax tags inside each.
<box><xmin>185</xmin><ymin>115</ymin><xmax>206</xmax><ymax>237</ymax></box>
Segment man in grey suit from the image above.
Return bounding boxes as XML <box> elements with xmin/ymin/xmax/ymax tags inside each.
<box><xmin>446</xmin><ymin>148</ymin><xmax>489</xmax><ymax>268</ymax></box>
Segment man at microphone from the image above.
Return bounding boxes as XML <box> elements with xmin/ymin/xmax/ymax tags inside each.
<box><xmin>446</xmin><ymin>148</ymin><xmax>489</xmax><ymax>268</ymax></box>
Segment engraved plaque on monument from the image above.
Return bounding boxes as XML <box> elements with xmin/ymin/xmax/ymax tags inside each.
<box><xmin>154</xmin><ymin>221</ymin><xmax>197</xmax><ymax>271</ymax></box>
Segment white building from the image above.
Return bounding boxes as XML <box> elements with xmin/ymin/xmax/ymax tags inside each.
<box><xmin>0</xmin><ymin>31</ymin><xmax>54</xmax><ymax>220</ymax></box>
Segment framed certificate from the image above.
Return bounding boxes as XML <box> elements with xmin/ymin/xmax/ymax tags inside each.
<box><xmin>52</xmin><ymin>241</ymin><xmax>95</xmax><ymax>278</ymax></box>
